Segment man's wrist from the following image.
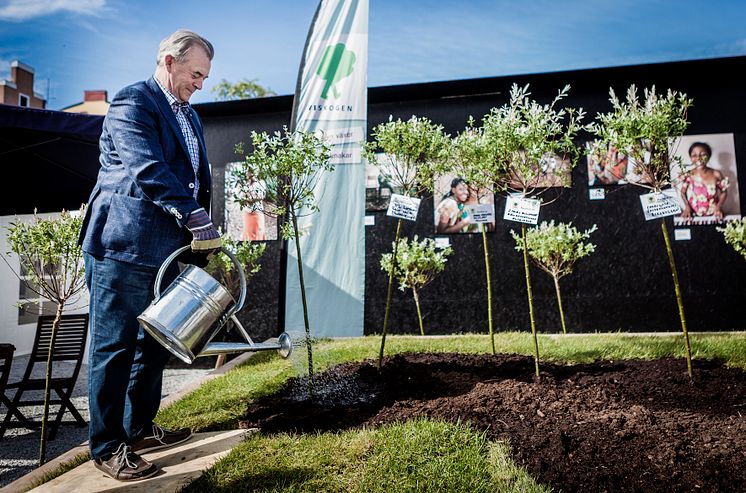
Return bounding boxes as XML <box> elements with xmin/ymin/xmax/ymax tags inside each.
<box><xmin>186</xmin><ymin>208</ymin><xmax>212</xmax><ymax>231</ymax></box>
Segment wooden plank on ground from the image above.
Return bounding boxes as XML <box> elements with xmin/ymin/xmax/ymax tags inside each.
<box><xmin>28</xmin><ymin>429</ymin><xmax>254</xmax><ymax>493</ymax></box>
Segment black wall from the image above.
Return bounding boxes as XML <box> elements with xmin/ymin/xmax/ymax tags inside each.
<box><xmin>195</xmin><ymin>56</ymin><xmax>746</xmax><ymax>339</ymax></box>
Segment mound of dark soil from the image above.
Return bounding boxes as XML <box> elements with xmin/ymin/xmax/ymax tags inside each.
<box><xmin>240</xmin><ymin>353</ymin><xmax>746</xmax><ymax>493</ymax></box>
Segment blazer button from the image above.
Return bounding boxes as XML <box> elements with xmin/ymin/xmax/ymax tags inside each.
<box><xmin>188</xmin><ymin>183</ymin><xmax>195</xmax><ymax>189</ymax></box>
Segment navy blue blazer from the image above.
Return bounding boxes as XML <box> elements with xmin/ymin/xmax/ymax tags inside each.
<box><xmin>79</xmin><ymin>77</ymin><xmax>212</xmax><ymax>268</ymax></box>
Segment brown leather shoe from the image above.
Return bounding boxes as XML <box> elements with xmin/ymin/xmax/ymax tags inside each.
<box><xmin>93</xmin><ymin>443</ymin><xmax>158</xmax><ymax>481</ymax></box>
<box><xmin>131</xmin><ymin>424</ymin><xmax>193</xmax><ymax>454</ymax></box>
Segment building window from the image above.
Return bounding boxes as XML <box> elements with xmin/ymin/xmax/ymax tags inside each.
<box><xmin>18</xmin><ymin>93</ymin><xmax>30</xmax><ymax>107</ymax></box>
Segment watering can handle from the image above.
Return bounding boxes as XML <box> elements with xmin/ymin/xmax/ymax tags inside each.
<box><xmin>153</xmin><ymin>245</ymin><xmax>247</xmax><ymax>315</ymax></box>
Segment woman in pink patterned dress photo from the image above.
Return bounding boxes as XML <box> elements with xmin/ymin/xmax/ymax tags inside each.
<box><xmin>678</xmin><ymin>141</ymin><xmax>730</xmax><ymax>223</ymax></box>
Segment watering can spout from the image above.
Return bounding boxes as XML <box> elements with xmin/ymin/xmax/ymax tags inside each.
<box><xmin>199</xmin><ymin>332</ymin><xmax>293</xmax><ymax>359</ymax></box>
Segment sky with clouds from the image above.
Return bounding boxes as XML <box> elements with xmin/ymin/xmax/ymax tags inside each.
<box><xmin>1</xmin><ymin>0</ymin><xmax>745</xmax><ymax>110</ymax></box>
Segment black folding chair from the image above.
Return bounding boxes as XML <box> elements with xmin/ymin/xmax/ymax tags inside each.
<box><xmin>0</xmin><ymin>343</ymin><xmax>17</xmax><ymax>417</ymax></box>
<box><xmin>0</xmin><ymin>314</ymin><xmax>88</xmax><ymax>440</ymax></box>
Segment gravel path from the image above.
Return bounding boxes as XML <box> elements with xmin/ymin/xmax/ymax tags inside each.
<box><xmin>0</xmin><ymin>355</ymin><xmax>211</xmax><ymax>488</ymax></box>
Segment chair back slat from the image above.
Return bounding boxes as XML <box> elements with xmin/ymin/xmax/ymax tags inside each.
<box><xmin>28</xmin><ymin>314</ymin><xmax>88</xmax><ymax>366</ymax></box>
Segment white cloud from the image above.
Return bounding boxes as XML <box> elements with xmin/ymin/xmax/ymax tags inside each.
<box><xmin>0</xmin><ymin>0</ymin><xmax>106</xmax><ymax>21</ymax></box>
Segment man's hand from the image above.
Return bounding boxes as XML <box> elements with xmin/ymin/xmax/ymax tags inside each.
<box><xmin>186</xmin><ymin>208</ymin><xmax>222</xmax><ymax>252</ymax></box>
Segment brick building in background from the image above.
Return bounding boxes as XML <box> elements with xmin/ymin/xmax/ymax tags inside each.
<box><xmin>0</xmin><ymin>60</ymin><xmax>46</xmax><ymax>108</ymax></box>
<box><xmin>62</xmin><ymin>89</ymin><xmax>109</xmax><ymax>115</ymax></box>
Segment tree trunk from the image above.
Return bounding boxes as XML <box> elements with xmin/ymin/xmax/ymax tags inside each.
<box><xmin>522</xmin><ymin>225</ymin><xmax>541</xmax><ymax>379</ymax></box>
<box><xmin>553</xmin><ymin>275</ymin><xmax>567</xmax><ymax>335</ymax></box>
<box><xmin>661</xmin><ymin>219</ymin><xmax>693</xmax><ymax>379</ymax></box>
<box><xmin>412</xmin><ymin>287</ymin><xmax>425</xmax><ymax>336</ymax></box>
<box><xmin>291</xmin><ymin>211</ymin><xmax>314</xmax><ymax>395</ymax></box>
<box><xmin>378</xmin><ymin>219</ymin><xmax>402</xmax><ymax>369</ymax></box>
<box><xmin>39</xmin><ymin>303</ymin><xmax>64</xmax><ymax>465</ymax></box>
<box><xmin>482</xmin><ymin>227</ymin><xmax>495</xmax><ymax>354</ymax></box>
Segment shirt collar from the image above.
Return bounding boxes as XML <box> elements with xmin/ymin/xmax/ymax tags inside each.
<box><xmin>153</xmin><ymin>76</ymin><xmax>190</xmax><ymax>111</ymax></box>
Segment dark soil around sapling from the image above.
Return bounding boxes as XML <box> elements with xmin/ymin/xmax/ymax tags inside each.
<box><xmin>239</xmin><ymin>353</ymin><xmax>746</xmax><ymax>493</ymax></box>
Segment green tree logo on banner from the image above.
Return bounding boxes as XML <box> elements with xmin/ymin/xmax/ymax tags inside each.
<box><xmin>316</xmin><ymin>42</ymin><xmax>356</xmax><ymax>99</ymax></box>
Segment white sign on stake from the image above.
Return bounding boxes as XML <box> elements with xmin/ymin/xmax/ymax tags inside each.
<box><xmin>503</xmin><ymin>195</ymin><xmax>541</xmax><ymax>225</ymax></box>
<box><xmin>639</xmin><ymin>190</ymin><xmax>681</xmax><ymax>221</ymax></box>
<box><xmin>589</xmin><ymin>188</ymin><xmax>605</xmax><ymax>200</ymax></box>
<box><xmin>386</xmin><ymin>193</ymin><xmax>421</xmax><ymax>221</ymax></box>
<box><xmin>467</xmin><ymin>203</ymin><xmax>495</xmax><ymax>224</ymax></box>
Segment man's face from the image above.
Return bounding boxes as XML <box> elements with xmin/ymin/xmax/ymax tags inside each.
<box><xmin>164</xmin><ymin>46</ymin><xmax>211</xmax><ymax>102</ymax></box>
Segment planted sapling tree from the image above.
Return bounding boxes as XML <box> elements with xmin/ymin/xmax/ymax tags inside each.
<box><xmin>511</xmin><ymin>221</ymin><xmax>596</xmax><ymax>334</ymax></box>
<box><xmin>449</xmin><ymin>126</ymin><xmax>499</xmax><ymax>353</ymax></box>
<box><xmin>589</xmin><ymin>85</ymin><xmax>695</xmax><ymax>378</ymax></box>
<box><xmin>3</xmin><ymin>207</ymin><xmax>87</xmax><ymax>465</ymax></box>
<box><xmin>363</xmin><ymin>116</ymin><xmax>451</xmax><ymax>368</ymax></box>
<box><xmin>477</xmin><ymin>83</ymin><xmax>585</xmax><ymax>377</ymax></box>
<box><xmin>380</xmin><ymin>236</ymin><xmax>452</xmax><ymax>336</ymax></box>
<box><xmin>232</xmin><ymin>128</ymin><xmax>331</xmax><ymax>393</ymax></box>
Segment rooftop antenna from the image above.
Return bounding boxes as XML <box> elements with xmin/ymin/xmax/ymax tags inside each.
<box><xmin>45</xmin><ymin>77</ymin><xmax>55</xmax><ymax>103</ymax></box>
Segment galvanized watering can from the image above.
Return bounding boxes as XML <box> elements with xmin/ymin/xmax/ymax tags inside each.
<box><xmin>138</xmin><ymin>245</ymin><xmax>292</xmax><ymax>364</ymax></box>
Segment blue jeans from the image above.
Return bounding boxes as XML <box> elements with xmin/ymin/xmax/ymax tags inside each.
<box><xmin>84</xmin><ymin>252</ymin><xmax>178</xmax><ymax>459</ymax></box>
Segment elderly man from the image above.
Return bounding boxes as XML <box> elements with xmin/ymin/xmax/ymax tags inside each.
<box><xmin>79</xmin><ymin>29</ymin><xmax>221</xmax><ymax>481</ymax></box>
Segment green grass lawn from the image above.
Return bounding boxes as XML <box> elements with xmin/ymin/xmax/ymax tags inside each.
<box><xmin>153</xmin><ymin>332</ymin><xmax>745</xmax><ymax>493</ymax></box>
<box><xmin>186</xmin><ymin>419</ymin><xmax>551</xmax><ymax>493</ymax></box>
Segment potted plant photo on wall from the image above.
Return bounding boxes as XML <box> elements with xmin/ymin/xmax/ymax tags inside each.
<box><xmin>224</xmin><ymin>162</ymin><xmax>278</xmax><ymax>241</ymax></box>
<box><xmin>669</xmin><ymin>133</ymin><xmax>741</xmax><ymax>226</ymax></box>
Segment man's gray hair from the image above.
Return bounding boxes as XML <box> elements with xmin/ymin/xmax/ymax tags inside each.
<box><xmin>156</xmin><ymin>29</ymin><xmax>214</xmax><ymax>66</ymax></box>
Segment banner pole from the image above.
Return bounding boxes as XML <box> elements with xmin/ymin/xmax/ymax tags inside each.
<box><xmin>278</xmin><ymin>0</ymin><xmax>324</xmax><ymax>335</ymax></box>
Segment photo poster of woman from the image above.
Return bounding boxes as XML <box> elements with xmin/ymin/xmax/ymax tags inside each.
<box><xmin>224</xmin><ymin>162</ymin><xmax>278</xmax><ymax>241</ymax></box>
<box><xmin>669</xmin><ymin>133</ymin><xmax>741</xmax><ymax>226</ymax></box>
<box><xmin>433</xmin><ymin>173</ymin><xmax>495</xmax><ymax>234</ymax></box>
<box><xmin>365</xmin><ymin>152</ymin><xmax>406</xmax><ymax>211</ymax></box>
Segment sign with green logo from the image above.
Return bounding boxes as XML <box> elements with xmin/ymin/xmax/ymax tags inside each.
<box><xmin>286</xmin><ymin>0</ymin><xmax>368</xmax><ymax>338</ymax></box>
<box><xmin>316</xmin><ymin>43</ymin><xmax>356</xmax><ymax>99</ymax></box>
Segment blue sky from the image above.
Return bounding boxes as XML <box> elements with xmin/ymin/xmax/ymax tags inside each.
<box><xmin>1</xmin><ymin>0</ymin><xmax>745</xmax><ymax>110</ymax></box>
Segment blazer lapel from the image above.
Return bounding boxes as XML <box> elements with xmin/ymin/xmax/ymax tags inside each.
<box><xmin>145</xmin><ymin>77</ymin><xmax>192</xmax><ymax>160</ymax></box>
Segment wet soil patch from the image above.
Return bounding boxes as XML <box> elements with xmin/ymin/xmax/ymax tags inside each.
<box><xmin>240</xmin><ymin>353</ymin><xmax>746</xmax><ymax>493</ymax></box>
